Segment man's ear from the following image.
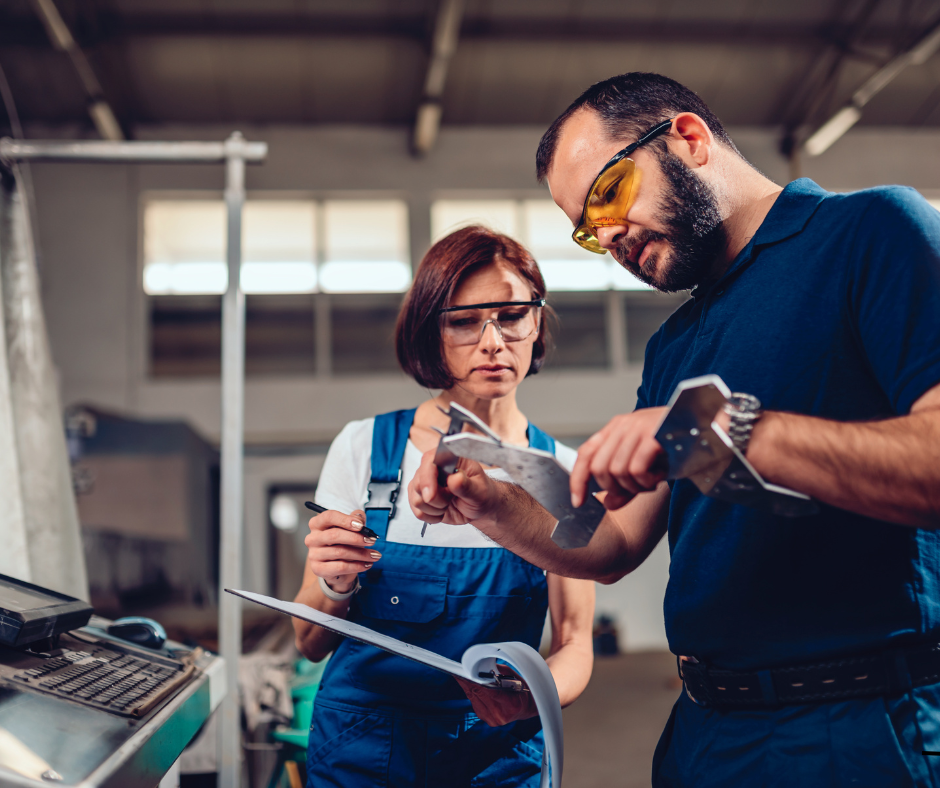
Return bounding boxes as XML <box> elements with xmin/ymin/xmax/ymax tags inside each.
<box><xmin>670</xmin><ymin>112</ymin><xmax>714</xmax><ymax>167</ymax></box>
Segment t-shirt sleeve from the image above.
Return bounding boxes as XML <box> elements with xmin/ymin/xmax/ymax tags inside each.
<box><xmin>314</xmin><ymin>418</ymin><xmax>374</xmax><ymax>514</ymax></box>
<box><xmin>553</xmin><ymin>440</ymin><xmax>578</xmax><ymax>473</ymax></box>
<box><xmin>846</xmin><ymin>188</ymin><xmax>940</xmax><ymax>414</ymax></box>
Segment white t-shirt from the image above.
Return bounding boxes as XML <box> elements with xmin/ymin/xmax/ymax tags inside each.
<box><xmin>314</xmin><ymin>417</ymin><xmax>578</xmax><ymax>549</ymax></box>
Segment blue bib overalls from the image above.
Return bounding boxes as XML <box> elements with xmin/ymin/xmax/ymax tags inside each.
<box><xmin>307</xmin><ymin>409</ymin><xmax>554</xmax><ymax>788</ymax></box>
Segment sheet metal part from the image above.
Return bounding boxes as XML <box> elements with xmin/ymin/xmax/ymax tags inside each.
<box><xmin>655</xmin><ymin>375</ymin><xmax>818</xmax><ymax>517</ymax></box>
<box><xmin>443</xmin><ymin>433</ymin><xmax>607</xmax><ymax>549</ymax></box>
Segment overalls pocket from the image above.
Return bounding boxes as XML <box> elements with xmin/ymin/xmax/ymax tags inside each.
<box><xmin>358</xmin><ymin>570</ymin><xmax>448</xmax><ymax>623</ymax></box>
<box><xmin>346</xmin><ymin>570</ymin><xmax>453</xmax><ymax>698</ymax></box>
<box><xmin>467</xmin><ymin>722</ymin><xmax>544</xmax><ymax>788</ymax></box>
<box><xmin>306</xmin><ymin>701</ymin><xmax>392</xmax><ymax>788</ymax></box>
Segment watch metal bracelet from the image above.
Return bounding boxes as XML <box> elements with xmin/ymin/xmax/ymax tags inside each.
<box><xmin>723</xmin><ymin>392</ymin><xmax>762</xmax><ymax>455</ymax></box>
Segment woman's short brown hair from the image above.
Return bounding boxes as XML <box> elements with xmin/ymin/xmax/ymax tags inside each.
<box><xmin>395</xmin><ymin>225</ymin><xmax>554</xmax><ymax>390</ymax></box>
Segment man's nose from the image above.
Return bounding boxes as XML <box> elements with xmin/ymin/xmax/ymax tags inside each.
<box><xmin>595</xmin><ymin>223</ymin><xmax>629</xmax><ymax>252</ymax></box>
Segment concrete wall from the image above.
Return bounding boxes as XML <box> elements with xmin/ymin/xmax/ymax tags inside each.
<box><xmin>25</xmin><ymin>123</ymin><xmax>940</xmax><ymax>651</ymax></box>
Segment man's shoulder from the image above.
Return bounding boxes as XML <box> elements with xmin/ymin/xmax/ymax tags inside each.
<box><xmin>816</xmin><ymin>183</ymin><xmax>932</xmax><ymax>223</ymax></box>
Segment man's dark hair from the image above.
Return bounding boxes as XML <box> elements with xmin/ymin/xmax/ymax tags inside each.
<box><xmin>395</xmin><ymin>225</ymin><xmax>555</xmax><ymax>390</ymax></box>
<box><xmin>536</xmin><ymin>72</ymin><xmax>740</xmax><ymax>182</ymax></box>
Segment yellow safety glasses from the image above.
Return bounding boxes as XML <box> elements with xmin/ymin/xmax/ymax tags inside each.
<box><xmin>572</xmin><ymin>119</ymin><xmax>674</xmax><ymax>254</ymax></box>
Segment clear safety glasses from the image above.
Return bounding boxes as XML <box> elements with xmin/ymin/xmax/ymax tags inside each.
<box><xmin>439</xmin><ymin>299</ymin><xmax>545</xmax><ymax>346</ymax></box>
<box><xmin>572</xmin><ymin>119</ymin><xmax>674</xmax><ymax>255</ymax></box>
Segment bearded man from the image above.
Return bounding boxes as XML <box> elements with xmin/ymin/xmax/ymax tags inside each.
<box><xmin>409</xmin><ymin>72</ymin><xmax>940</xmax><ymax>786</ymax></box>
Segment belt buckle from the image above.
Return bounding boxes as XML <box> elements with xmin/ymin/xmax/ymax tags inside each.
<box><xmin>678</xmin><ymin>655</ymin><xmax>708</xmax><ymax>706</ymax></box>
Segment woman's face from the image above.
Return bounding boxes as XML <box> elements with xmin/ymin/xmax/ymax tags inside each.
<box><xmin>440</xmin><ymin>261</ymin><xmax>539</xmax><ymax>400</ymax></box>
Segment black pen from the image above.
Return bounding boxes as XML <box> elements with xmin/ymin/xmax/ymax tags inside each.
<box><xmin>304</xmin><ymin>501</ymin><xmax>379</xmax><ymax>540</ymax></box>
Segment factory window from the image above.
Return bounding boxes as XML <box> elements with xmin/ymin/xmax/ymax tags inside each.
<box><xmin>320</xmin><ymin>201</ymin><xmax>411</xmax><ymax>293</ymax></box>
<box><xmin>145</xmin><ymin>197</ymin><xmax>410</xmax><ymax>378</ymax></box>
<box><xmin>150</xmin><ymin>294</ymin><xmax>316</xmax><ymax>377</ymax></box>
<box><xmin>430</xmin><ymin>199</ymin><xmax>654</xmax><ymax>292</ymax></box>
<box><xmin>143</xmin><ymin>198</ymin><xmax>410</xmax><ymax>295</ymax></box>
<box><xmin>549</xmin><ymin>292</ymin><xmax>609</xmax><ymax>368</ymax></box>
<box><xmin>331</xmin><ymin>294</ymin><xmax>402</xmax><ymax>374</ymax></box>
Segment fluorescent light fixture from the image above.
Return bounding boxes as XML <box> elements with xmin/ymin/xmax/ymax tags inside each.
<box><xmin>241</xmin><ymin>262</ymin><xmax>317</xmax><ymax>294</ymax></box>
<box><xmin>804</xmin><ymin>105</ymin><xmax>862</xmax><ymax>157</ymax></box>
<box><xmin>319</xmin><ymin>261</ymin><xmax>412</xmax><ymax>293</ymax></box>
<box><xmin>88</xmin><ymin>100</ymin><xmax>124</xmax><ymax>141</ymax></box>
<box><xmin>414</xmin><ymin>103</ymin><xmax>443</xmax><ymax>154</ymax></box>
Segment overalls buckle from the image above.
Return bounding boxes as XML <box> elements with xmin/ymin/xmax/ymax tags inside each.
<box><xmin>365</xmin><ymin>470</ymin><xmax>402</xmax><ymax>519</ymax></box>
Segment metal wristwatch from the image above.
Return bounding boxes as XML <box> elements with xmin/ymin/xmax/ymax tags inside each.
<box><xmin>722</xmin><ymin>392</ymin><xmax>762</xmax><ymax>455</ymax></box>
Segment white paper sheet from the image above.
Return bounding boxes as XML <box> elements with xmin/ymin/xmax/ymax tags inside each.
<box><xmin>227</xmin><ymin>588</ymin><xmax>564</xmax><ymax>788</ymax></box>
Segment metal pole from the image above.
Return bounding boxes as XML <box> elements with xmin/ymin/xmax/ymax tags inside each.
<box><xmin>0</xmin><ymin>133</ymin><xmax>266</xmax><ymax>788</ymax></box>
<box><xmin>218</xmin><ymin>131</ymin><xmax>247</xmax><ymax>788</ymax></box>
<box><xmin>0</xmin><ymin>138</ymin><xmax>267</xmax><ymax>165</ymax></box>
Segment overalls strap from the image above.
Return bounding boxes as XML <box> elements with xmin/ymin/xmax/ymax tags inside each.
<box><xmin>527</xmin><ymin>421</ymin><xmax>556</xmax><ymax>454</ymax></box>
<box><xmin>364</xmin><ymin>408</ymin><xmax>417</xmax><ymax>540</ymax></box>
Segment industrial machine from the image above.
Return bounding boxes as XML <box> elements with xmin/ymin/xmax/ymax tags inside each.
<box><xmin>0</xmin><ymin>573</ymin><xmax>223</xmax><ymax>788</ymax></box>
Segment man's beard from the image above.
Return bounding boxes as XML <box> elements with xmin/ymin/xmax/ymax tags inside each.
<box><xmin>614</xmin><ymin>149</ymin><xmax>726</xmax><ymax>293</ymax></box>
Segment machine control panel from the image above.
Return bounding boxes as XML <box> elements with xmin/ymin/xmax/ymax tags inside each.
<box><xmin>4</xmin><ymin>634</ymin><xmax>197</xmax><ymax>718</ymax></box>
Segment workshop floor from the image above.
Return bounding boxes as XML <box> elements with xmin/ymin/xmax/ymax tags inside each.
<box><xmin>561</xmin><ymin>651</ymin><xmax>680</xmax><ymax>788</ymax></box>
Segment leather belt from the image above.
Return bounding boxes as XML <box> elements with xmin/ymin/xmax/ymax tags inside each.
<box><xmin>678</xmin><ymin>643</ymin><xmax>940</xmax><ymax>710</ymax></box>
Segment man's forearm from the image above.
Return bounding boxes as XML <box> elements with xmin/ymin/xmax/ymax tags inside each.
<box><xmin>472</xmin><ymin>481</ymin><xmax>669</xmax><ymax>582</ymax></box>
<box><xmin>748</xmin><ymin>408</ymin><xmax>940</xmax><ymax>527</ymax></box>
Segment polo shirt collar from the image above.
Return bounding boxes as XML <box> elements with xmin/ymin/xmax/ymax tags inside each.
<box><xmin>748</xmin><ymin>177</ymin><xmax>828</xmax><ymax>249</ymax></box>
<box><xmin>690</xmin><ymin>178</ymin><xmax>828</xmax><ymax>299</ymax></box>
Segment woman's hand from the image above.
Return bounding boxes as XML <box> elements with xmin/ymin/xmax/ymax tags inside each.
<box><xmin>304</xmin><ymin>508</ymin><xmax>378</xmax><ymax>592</ymax></box>
<box><xmin>455</xmin><ymin>667</ymin><xmax>538</xmax><ymax>727</ymax></box>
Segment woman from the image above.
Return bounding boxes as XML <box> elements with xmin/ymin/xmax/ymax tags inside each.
<box><xmin>294</xmin><ymin>225</ymin><xmax>595</xmax><ymax>787</ymax></box>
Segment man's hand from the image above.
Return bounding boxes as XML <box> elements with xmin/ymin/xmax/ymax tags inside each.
<box><xmin>408</xmin><ymin>450</ymin><xmax>501</xmax><ymax>526</ymax></box>
<box><xmin>304</xmin><ymin>508</ymin><xmax>377</xmax><ymax>593</ymax></box>
<box><xmin>455</xmin><ymin>669</ymin><xmax>537</xmax><ymax>726</ymax></box>
<box><xmin>571</xmin><ymin>407</ymin><xmax>670</xmax><ymax>511</ymax></box>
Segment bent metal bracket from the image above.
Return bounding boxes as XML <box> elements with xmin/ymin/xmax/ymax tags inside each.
<box><xmin>654</xmin><ymin>374</ymin><xmax>818</xmax><ymax>517</ymax></box>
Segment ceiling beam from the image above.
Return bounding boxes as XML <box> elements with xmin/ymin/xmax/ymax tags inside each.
<box><xmin>805</xmin><ymin>14</ymin><xmax>940</xmax><ymax>154</ymax></box>
<box><xmin>0</xmin><ymin>12</ymin><xmax>933</xmax><ymax>50</ymax></box>
<box><xmin>412</xmin><ymin>0</ymin><xmax>464</xmax><ymax>156</ymax></box>
<box><xmin>28</xmin><ymin>0</ymin><xmax>123</xmax><ymax>140</ymax></box>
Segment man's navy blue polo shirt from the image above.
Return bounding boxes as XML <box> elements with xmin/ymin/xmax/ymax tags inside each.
<box><xmin>636</xmin><ymin>178</ymin><xmax>940</xmax><ymax>671</ymax></box>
